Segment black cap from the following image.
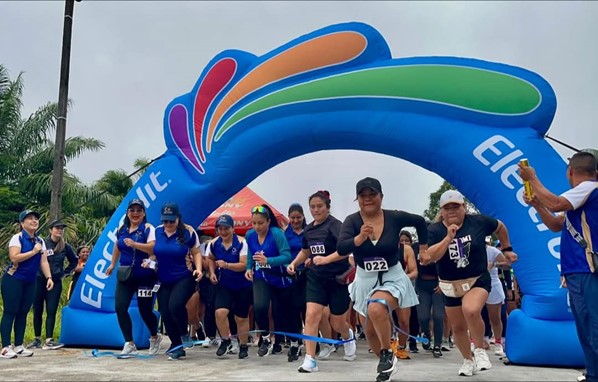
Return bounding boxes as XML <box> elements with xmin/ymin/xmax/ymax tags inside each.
<box><xmin>18</xmin><ymin>209</ymin><xmax>40</xmax><ymax>222</ymax></box>
<box><xmin>49</xmin><ymin>219</ymin><xmax>67</xmax><ymax>228</ymax></box>
<box><xmin>161</xmin><ymin>203</ymin><xmax>180</xmax><ymax>221</ymax></box>
<box><xmin>127</xmin><ymin>198</ymin><xmax>145</xmax><ymax>209</ymax></box>
<box><xmin>356</xmin><ymin>177</ymin><xmax>382</xmax><ymax>196</ymax></box>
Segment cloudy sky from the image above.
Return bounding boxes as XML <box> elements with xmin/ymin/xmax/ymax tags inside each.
<box><xmin>2</xmin><ymin>1</ymin><xmax>597</xmax><ymax>221</ymax></box>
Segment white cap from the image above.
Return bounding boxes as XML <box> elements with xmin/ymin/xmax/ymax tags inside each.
<box><xmin>439</xmin><ymin>190</ymin><xmax>465</xmax><ymax>208</ymax></box>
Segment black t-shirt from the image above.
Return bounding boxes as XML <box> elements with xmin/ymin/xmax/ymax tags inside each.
<box><xmin>338</xmin><ymin>209</ymin><xmax>428</xmax><ymax>269</ymax></box>
<box><xmin>302</xmin><ymin>215</ymin><xmax>349</xmax><ymax>279</ymax></box>
<box><xmin>427</xmin><ymin>214</ymin><xmax>498</xmax><ymax>280</ymax></box>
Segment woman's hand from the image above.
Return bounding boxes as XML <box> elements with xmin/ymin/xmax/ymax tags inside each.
<box><xmin>46</xmin><ymin>278</ymin><xmax>54</xmax><ymax>291</ymax></box>
<box><xmin>105</xmin><ymin>263</ymin><xmax>115</xmax><ymax>276</ymax></box>
<box><xmin>209</xmin><ymin>272</ymin><xmax>218</xmax><ymax>284</ymax></box>
<box><xmin>123</xmin><ymin>238</ymin><xmax>136</xmax><ymax>248</ymax></box>
<box><xmin>252</xmin><ymin>251</ymin><xmax>268</xmax><ymax>266</ymax></box>
<box><xmin>287</xmin><ymin>263</ymin><xmax>296</xmax><ymax>275</ymax></box>
<box><xmin>33</xmin><ymin>242</ymin><xmax>43</xmax><ymax>254</ymax></box>
<box><xmin>312</xmin><ymin>256</ymin><xmax>329</xmax><ymax>266</ymax></box>
<box><xmin>446</xmin><ymin>224</ymin><xmax>459</xmax><ymax>241</ymax></box>
<box><xmin>193</xmin><ymin>269</ymin><xmax>203</xmax><ymax>282</ymax></box>
<box><xmin>215</xmin><ymin>260</ymin><xmax>227</xmax><ymax>269</ymax></box>
<box><xmin>245</xmin><ymin>269</ymin><xmax>254</xmax><ymax>282</ymax></box>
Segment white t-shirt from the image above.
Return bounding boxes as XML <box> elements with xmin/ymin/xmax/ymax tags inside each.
<box><xmin>486</xmin><ymin>245</ymin><xmax>502</xmax><ymax>284</ymax></box>
<box><xmin>561</xmin><ymin>181</ymin><xmax>598</xmax><ymax>210</ymax></box>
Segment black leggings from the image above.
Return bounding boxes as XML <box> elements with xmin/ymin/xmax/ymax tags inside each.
<box><xmin>33</xmin><ymin>275</ymin><xmax>62</xmax><ymax>339</ymax></box>
<box><xmin>415</xmin><ymin>278</ymin><xmax>445</xmax><ymax>347</ymax></box>
<box><xmin>253</xmin><ymin>278</ymin><xmax>298</xmax><ymax>342</ymax></box>
<box><xmin>157</xmin><ymin>276</ymin><xmax>195</xmax><ymax>347</ymax></box>
<box><xmin>1</xmin><ymin>274</ymin><xmax>36</xmax><ymax>347</ymax></box>
<box><xmin>115</xmin><ymin>276</ymin><xmax>158</xmax><ymax>342</ymax></box>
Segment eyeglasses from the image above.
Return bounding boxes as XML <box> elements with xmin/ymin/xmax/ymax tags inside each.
<box><xmin>251</xmin><ymin>206</ymin><xmax>268</xmax><ymax>215</ymax></box>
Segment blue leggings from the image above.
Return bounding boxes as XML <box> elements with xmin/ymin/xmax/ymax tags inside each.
<box><xmin>1</xmin><ymin>274</ymin><xmax>36</xmax><ymax>347</ymax></box>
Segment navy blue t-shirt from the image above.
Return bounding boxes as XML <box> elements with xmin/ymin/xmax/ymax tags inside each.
<box><xmin>207</xmin><ymin>235</ymin><xmax>252</xmax><ymax>290</ymax></box>
<box><xmin>153</xmin><ymin>224</ymin><xmax>199</xmax><ymax>284</ymax></box>
<box><xmin>116</xmin><ymin>222</ymin><xmax>156</xmax><ymax>280</ymax></box>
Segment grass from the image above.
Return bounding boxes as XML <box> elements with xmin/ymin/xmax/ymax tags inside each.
<box><xmin>0</xmin><ymin>277</ymin><xmax>71</xmax><ymax>345</ymax></box>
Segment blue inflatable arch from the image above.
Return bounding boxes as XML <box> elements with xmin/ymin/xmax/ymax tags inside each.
<box><xmin>61</xmin><ymin>22</ymin><xmax>582</xmax><ymax>367</ymax></box>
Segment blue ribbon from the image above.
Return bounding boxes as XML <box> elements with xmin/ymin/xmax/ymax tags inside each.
<box><xmin>367</xmin><ymin>298</ymin><xmax>430</xmax><ymax>345</ymax></box>
<box><xmin>84</xmin><ymin>349</ymin><xmax>156</xmax><ymax>359</ymax></box>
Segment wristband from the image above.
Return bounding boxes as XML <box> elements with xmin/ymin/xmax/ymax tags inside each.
<box><xmin>502</xmin><ymin>246</ymin><xmax>513</xmax><ymax>252</ymax></box>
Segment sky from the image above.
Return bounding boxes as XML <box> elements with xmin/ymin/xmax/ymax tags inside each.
<box><xmin>2</xmin><ymin>1</ymin><xmax>597</xmax><ymax>221</ymax></box>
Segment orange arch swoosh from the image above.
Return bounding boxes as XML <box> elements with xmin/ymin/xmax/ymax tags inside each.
<box><xmin>205</xmin><ymin>31</ymin><xmax>367</xmax><ymax>152</ymax></box>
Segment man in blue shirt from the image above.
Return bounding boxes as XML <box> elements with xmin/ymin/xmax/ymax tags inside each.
<box><xmin>519</xmin><ymin>151</ymin><xmax>598</xmax><ymax>382</ymax></box>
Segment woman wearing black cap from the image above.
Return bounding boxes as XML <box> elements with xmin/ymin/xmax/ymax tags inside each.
<box><xmin>1</xmin><ymin>210</ymin><xmax>54</xmax><ymax>359</ymax></box>
<box><xmin>28</xmin><ymin>219</ymin><xmax>77</xmax><ymax>351</ymax></box>
<box><xmin>337</xmin><ymin>177</ymin><xmax>428</xmax><ymax>382</ymax></box>
<box><xmin>148</xmin><ymin>202</ymin><xmax>203</xmax><ymax>360</ymax></box>
<box><xmin>206</xmin><ymin>214</ymin><xmax>253</xmax><ymax>360</ymax></box>
<box><xmin>105</xmin><ymin>198</ymin><xmax>161</xmax><ymax>358</ymax></box>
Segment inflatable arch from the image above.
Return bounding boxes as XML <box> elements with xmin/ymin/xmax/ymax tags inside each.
<box><xmin>62</xmin><ymin>22</ymin><xmax>583</xmax><ymax>366</ymax></box>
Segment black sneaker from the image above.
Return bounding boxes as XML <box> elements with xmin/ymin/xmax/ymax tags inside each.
<box><xmin>27</xmin><ymin>338</ymin><xmax>42</xmax><ymax>349</ymax></box>
<box><xmin>422</xmin><ymin>335</ymin><xmax>431</xmax><ymax>351</ymax></box>
<box><xmin>287</xmin><ymin>345</ymin><xmax>300</xmax><ymax>362</ymax></box>
<box><xmin>376</xmin><ymin>371</ymin><xmax>391</xmax><ymax>382</ymax></box>
<box><xmin>432</xmin><ymin>346</ymin><xmax>443</xmax><ymax>358</ymax></box>
<box><xmin>377</xmin><ymin>349</ymin><xmax>397</xmax><ymax>373</ymax></box>
<box><xmin>408</xmin><ymin>341</ymin><xmax>419</xmax><ymax>353</ymax></box>
<box><xmin>272</xmin><ymin>342</ymin><xmax>283</xmax><ymax>355</ymax></box>
<box><xmin>258</xmin><ymin>338</ymin><xmax>272</xmax><ymax>357</ymax></box>
<box><xmin>42</xmin><ymin>339</ymin><xmax>65</xmax><ymax>350</ymax></box>
<box><xmin>238</xmin><ymin>344</ymin><xmax>249</xmax><ymax>359</ymax></box>
<box><xmin>168</xmin><ymin>348</ymin><xmax>186</xmax><ymax>360</ymax></box>
<box><xmin>216</xmin><ymin>338</ymin><xmax>231</xmax><ymax>357</ymax></box>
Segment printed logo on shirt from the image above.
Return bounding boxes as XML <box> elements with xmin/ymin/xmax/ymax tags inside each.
<box><xmin>448</xmin><ymin>235</ymin><xmax>472</xmax><ymax>268</ymax></box>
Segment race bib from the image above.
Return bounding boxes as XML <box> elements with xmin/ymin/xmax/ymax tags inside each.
<box><xmin>256</xmin><ymin>262</ymin><xmax>271</xmax><ymax>269</ymax></box>
<box><xmin>137</xmin><ymin>288</ymin><xmax>153</xmax><ymax>298</ymax></box>
<box><xmin>363</xmin><ymin>257</ymin><xmax>388</xmax><ymax>272</ymax></box>
<box><xmin>309</xmin><ymin>243</ymin><xmax>326</xmax><ymax>255</ymax></box>
<box><xmin>152</xmin><ymin>284</ymin><xmax>160</xmax><ymax>293</ymax></box>
<box><xmin>46</xmin><ymin>249</ymin><xmax>55</xmax><ymax>257</ymax></box>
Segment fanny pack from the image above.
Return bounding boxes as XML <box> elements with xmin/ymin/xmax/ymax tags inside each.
<box><xmin>438</xmin><ymin>275</ymin><xmax>480</xmax><ymax>298</ymax></box>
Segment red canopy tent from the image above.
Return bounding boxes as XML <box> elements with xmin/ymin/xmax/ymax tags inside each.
<box><xmin>198</xmin><ymin>187</ymin><xmax>289</xmax><ymax>236</ymax></box>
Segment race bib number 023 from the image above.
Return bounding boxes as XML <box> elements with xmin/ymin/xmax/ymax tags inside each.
<box><xmin>363</xmin><ymin>257</ymin><xmax>388</xmax><ymax>272</ymax></box>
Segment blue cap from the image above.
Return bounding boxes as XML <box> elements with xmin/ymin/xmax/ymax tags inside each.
<box><xmin>19</xmin><ymin>209</ymin><xmax>40</xmax><ymax>222</ymax></box>
<box><xmin>161</xmin><ymin>203</ymin><xmax>180</xmax><ymax>221</ymax></box>
<box><xmin>128</xmin><ymin>198</ymin><xmax>145</xmax><ymax>209</ymax></box>
<box><xmin>215</xmin><ymin>214</ymin><xmax>234</xmax><ymax>228</ymax></box>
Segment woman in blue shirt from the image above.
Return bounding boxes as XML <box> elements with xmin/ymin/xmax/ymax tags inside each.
<box><xmin>1</xmin><ymin>210</ymin><xmax>54</xmax><ymax>359</ymax></box>
<box><xmin>206</xmin><ymin>214</ymin><xmax>252</xmax><ymax>360</ymax></box>
<box><xmin>284</xmin><ymin>203</ymin><xmax>307</xmax><ymax>362</ymax></box>
<box><xmin>105</xmin><ymin>199</ymin><xmax>161</xmax><ymax>358</ymax></box>
<box><xmin>245</xmin><ymin>204</ymin><xmax>294</xmax><ymax>357</ymax></box>
<box><xmin>148</xmin><ymin>203</ymin><xmax>203</xmax><ymax>360</ymax></box>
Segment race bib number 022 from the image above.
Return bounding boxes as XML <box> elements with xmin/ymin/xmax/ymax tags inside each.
<box><xmin>363</xmin><ymin>257</ymin><xmax>388</xmax><ymax>272</ymax></box>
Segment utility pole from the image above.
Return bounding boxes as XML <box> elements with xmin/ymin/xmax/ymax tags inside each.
<box><xmin>49</xmin><ymin>0</ymin><xmax>77</xmax><ymax>221</ymax></box>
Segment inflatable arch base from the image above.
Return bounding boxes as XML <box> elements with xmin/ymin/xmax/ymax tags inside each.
<box><xmin>60</xmin><ymin>306</ymin><xmax>158</xmax><ymax>349</ymax></box>
<box><xmin>506</xmin><ymin>309</ymin><xmax>584</xmax><ymax>367</ymax></box>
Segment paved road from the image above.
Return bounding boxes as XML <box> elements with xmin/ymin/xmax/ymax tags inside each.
<box><xmin>2</xmin><ymin>340</ymin><xmax>583</xmax><ymax>381</ymax></box>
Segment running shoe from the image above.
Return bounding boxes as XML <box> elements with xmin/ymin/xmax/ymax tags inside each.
<box><xmin>288</xmin><ymin>344</ymin><xmax>301</xmax><ymax>362</ymax></box>
<box><xmin>13</xmin><ymin>345</ymin><xmax>33</xmax><ymax>357</ymax></box>
<box><xmin>458</xmin><ymin>358</ymin><xmax>477</xmax><ymax>376</ymax></box>
<box><xmin>258</xmin><ymin>337</ymin><xmax>272</xmax><ymax>357</ymax></box>
<box><xmin>42</xmin><ymin>339</ymin><xmax>64</xmax><ymax>350</ymax></box>
<box><xmin>148</xmin><ymin>334</ymin><xmax>163</xmax><ymax>355</ymax></box>
<box><xmin>377</xmin><ymin>349</ymin><xmax>397</xmax><ymax>373</ymax></box>
<box><xmin>343</xmin><ymin>328</ymin><xmax>357</xmax><ymax>361</ymax></box>
<box><xmin>298</xmin><ymin>355</ymin><xmax>319</xmax><ymax>373</ymax></box>
<box><xmin>432</xmin><ymin>346</ymin><xmax>443</xmax><ymax>358</ymax></box>
<box><xmin>26</xmin><ymin>338</ymin><xmax>42</xmax><ymax>349</ymax></box>
<box><xmin>168</xmin><ymin>348</ymin><xmax>186</xmax><ymax>360</ymax></box>
<box><xmin>217</xmin><ymin>338</ymin><xmax>231</xmax><ymax>357</ymax></box>
<box><xmin>473</xmin><ymin>348</ymin><xmax>492</xmax><ymax>371</ymax></box>
<box><xmin>238</xmin><ymin>344</ymin><xmax>249</xmax><ymax>359</ymax></box>
<box><xmin>118</xmin><ymin>342</ymin><xmax>139</xmax><ymax>358</ymax></box>
<box><xmin>0</xmin><ymin>346</ymin><xmax>17</xmax><ymax>359</ymax></box>
<box><xmin>318</xmin><ymin>343</ymin><xmax>335</xmax><ymax>359</ymax></box>
<box><xmin>494</xmin><ymin>343</ymin><xmax>506</xmax><ymax>357</ymax></box>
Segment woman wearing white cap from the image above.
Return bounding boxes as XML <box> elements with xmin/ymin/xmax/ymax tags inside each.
<box><xmin>421</xmin><ymin>190</ymin><xmax>518</xmax><ymax>377</ymax></box>
<box><xmin>1</xmin><ymin>210</ymin><xmax>53</xmax><ymax>359</ymax></box>
<box><xmin>338</xmin><ymin>177</ymin><xmax>428</xmax><ymax>382</ymax></box>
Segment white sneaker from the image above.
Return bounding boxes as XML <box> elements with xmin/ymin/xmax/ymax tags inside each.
<box><xmin>0</xmin><ymin>346</ymin><xmax>17</xmax><ymax>359</ymax></box>
<box><xmin>298</xmin><ymin>355</ymin><xmax>319</xmax><ymax>373</ymax></box>
<box><xmin>148</xmin><ymin>334</ymin><xmax>162</xmax><ymax>355</ymax></box>
<box><xmin>228</xmin><ymin>337</ymin><xmax>239</xmax><ymax>354</ymax></box>
<box><xmin>13</xmin><ymin>345</ymin><xmax>33</xmax><ymax>357</ymax></box>
<box><xmin>343</xmin><ymin>329</ymin><xmax>357</xmax><ymax>361</ymax></box>
<box><xmin>473</xmin><ymin>348</ymin><xmax>492</xmax><ymax>370</ymax></box>
<box><xmin>318</xmin><ymin>343</ymin><xmax>335</xmax><ymax>359</ymax></box>
<box><xmin>458</xmin><ymin>358</ymin><xmax>477</xmax><ymax>376</ymax></box>
<box><xmin>119</xmin><ymin>342</ymin><xmax>139</xmax><ymax>358</ymax></box>
<box><xmin>202</xmin><ymin>337</ymin><xmax>212</xmax><ymax>348</ymax></box>
<box><xmin>494</xmin><ymin>343</ymin><xmax>506</xmax><ymax>357</ymax></box>
<box><xmin>577</xmin><ymin>372</ymin><xmax>587</xmax><ymax>382</ymax></box>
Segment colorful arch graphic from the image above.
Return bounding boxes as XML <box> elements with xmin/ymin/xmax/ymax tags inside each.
<box><xmin>61</xmin><ymin>22</ymin><xmax>582</xmax><ymax>367</ymax></box>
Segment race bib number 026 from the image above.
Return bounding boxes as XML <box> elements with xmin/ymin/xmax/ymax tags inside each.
<box><xmin>363</xmin><ymin>257</ymin><xmax>388</xmax><ymax>272</ymax></box>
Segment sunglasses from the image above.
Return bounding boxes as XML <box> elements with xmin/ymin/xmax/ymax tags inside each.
<box><xmin>251</xmin><ymin>206</ymin><xmax>268</xmax><ymax>215</ymax></box>
<box><xmin>162</xmin><ymin>220</ymin><xmax>177</xmax><ymax>224</ymax></box>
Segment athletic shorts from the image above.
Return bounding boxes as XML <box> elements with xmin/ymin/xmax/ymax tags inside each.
<box><xmin>214</xmin><ymin>285</ymin><xmax>253</xmax><ymax>318</ymax></box>
<box><xmin>305</xmin><ymin>271</ymin><xmax>350</xmax><ymax>315</ymax></box>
